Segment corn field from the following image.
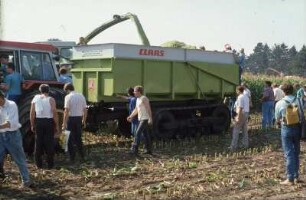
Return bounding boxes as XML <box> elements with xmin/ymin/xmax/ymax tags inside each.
<box><xmin>242</xmin><ymin>73</ymin><xmax>306</xmax><ymax>111</ymax></box>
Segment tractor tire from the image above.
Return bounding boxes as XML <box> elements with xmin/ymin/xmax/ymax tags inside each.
<box><xmin>19</xmin><ymin>87</ymin><xmax>65</xmax><ymax>155</ymax></box>
<box><xmin>153</xmin><ymin>110</ymin><xmax>177</xmax><ymax>139</ymax></box>
<box><xmin>211</xmin><ymin>105</ymin><xmax>230</xmax><ymax>134</ymax></box>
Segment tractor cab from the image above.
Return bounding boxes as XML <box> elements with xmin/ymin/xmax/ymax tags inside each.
<box><xmin>0</xmin><ymin>40</ymin><xmax>66</xmax><ymax>155</ymax></box>
<box><xmin>0</xmin><ymin>40</ymin><xmax>60</xmax><ymax>83</ymax></box>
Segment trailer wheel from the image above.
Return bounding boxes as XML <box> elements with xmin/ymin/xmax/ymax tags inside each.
<box><xmin>211</xmin><ymin>105</ymin><xmax>230</xmax><ymax>134</ymax></box>
<box><xmin>153</xmin><ymin>111</ymin><xmax>177</xmax><ymax>139</ymax></box>
<box><xmin>19</xmin><ymin>87</ymin><xmax>65</xmax><ymax>155</ymax></box>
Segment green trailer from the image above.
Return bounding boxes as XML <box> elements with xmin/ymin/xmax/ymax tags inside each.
<box><xmin>71</xmin><ymin>43</ymin><xmax>239</xmax><ymax>138</ymax></box>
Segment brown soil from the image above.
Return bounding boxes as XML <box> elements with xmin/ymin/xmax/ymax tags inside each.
<box><xmin>0</xmin><ymin>122</ymin><xmax>305</xmax><ymax>199</ymax></box>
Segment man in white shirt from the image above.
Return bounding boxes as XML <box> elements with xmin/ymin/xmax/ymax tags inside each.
<box><xmin>127</xmin><ymin>85</ymin><xmax>153</xmax><ymax>155</ymax></box>
<box><xmin>241</xmin><ymin>82</ymin><xmax>253</xmax><ymax>108</ymax></box>
<box><xmin>229</xmin><ymin>86</ymin><xmax>250</xmax><ymax>151</ymax></box>
<box><xmin>62</xmin><ymin>83</ymin><xmax>87</xmax><ymax>162</ymax></box>
<box><xmin>273</xmin><ymin>83</ymin><xmax>285</xmax><ymax>102</ymax></box>
<box><xmin>0</xmin><ymin>91</ymin><xmax>32</xmax><ymax>188</ymax></box>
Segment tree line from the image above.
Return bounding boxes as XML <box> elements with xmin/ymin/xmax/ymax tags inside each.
<box><xmin>245</xmin><ymin>43</ymin><xmax>306</xmax><ymax>76</ymax></box>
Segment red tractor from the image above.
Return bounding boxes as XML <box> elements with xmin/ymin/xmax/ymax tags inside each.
<box><xmin>0</xmin><ymin>40</ymin><xmax>65</xmax><ymax>154</ymax></box>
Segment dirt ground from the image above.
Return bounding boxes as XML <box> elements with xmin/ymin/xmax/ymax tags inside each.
<box><xmin>0</xmin><ymin>122</ymin><xmax>306</xmax><ymax>199</ymax></box>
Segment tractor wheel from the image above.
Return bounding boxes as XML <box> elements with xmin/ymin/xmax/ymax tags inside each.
<box><xmin>153</xmin><ymin>111</ymin><xmax>177</xmax><ymax>139</ymax></box>
<box><xmin>211</xmin><ymin>105</ymin><xmax>230</xmax><ymax>134</ymax></box>
<box><xmin>19</xmin><ymin>87</ymin><xmax>65</xmax><ymax>155</ymax></box>
<box><xmin>19</xmin><ymin>91</ymin><xmax>40</xmax><ymax>155</ymax></box>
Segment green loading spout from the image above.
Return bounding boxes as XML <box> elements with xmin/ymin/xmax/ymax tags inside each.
<box><xmin>80</xmin><ymin>13</ymin><xmax>150</xmax><ymax>46</ymax></box>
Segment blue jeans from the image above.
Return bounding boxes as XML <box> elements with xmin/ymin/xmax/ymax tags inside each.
<box><xmin>132</xmin><ymin>120</ymin><xmax>152</xmax><ymax>153</ymax></box>
<box><xmin>131</xmin><ymin>121</ymin><xmax>139</xmax><ymax>137</ymax></box>
<box><xmin>281</xmin><ymin>125</ymin><xmax>301</xmax><ymax>181</ymax></box>
<box><xmin>262</xmin><ymin>101</ymin><xmax>274</xmax><ymax>129</ymax></box>
<box><xmin>0</xmin><ymin>130</ymin><xmax>30</xmax><ymax>183</ymax></box>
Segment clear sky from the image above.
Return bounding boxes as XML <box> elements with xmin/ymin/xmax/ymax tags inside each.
<box><xmin>1</xmin><ymin>0</ymin><xmax>305</xmax><ymax>55</ymax></box>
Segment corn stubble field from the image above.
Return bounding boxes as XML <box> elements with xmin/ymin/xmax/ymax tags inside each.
<box><xmin>0</xmin><ymin>113</ymin><xmax>305</xmax><ymax>200</ymax></box>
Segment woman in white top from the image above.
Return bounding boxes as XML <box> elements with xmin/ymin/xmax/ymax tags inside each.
<box><xmin>30</xmin><ymin>84</ymin><xmax>58</xmax><ymax>169</ymax></box>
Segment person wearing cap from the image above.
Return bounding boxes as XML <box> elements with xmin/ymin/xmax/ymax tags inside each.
<box><xmin>0</xmin><ymin>63</ymin><xmax>23</xmax><ymax>104</ymax></box>
<box><xmin>0</xmin><ymin>91</ymin><xmax>32</xmax><ymax>188</ymax></box>
<box><xmin>30</xmin><ymin>84</ymin><xmax>59</xmax><ymax>169</ymax></box>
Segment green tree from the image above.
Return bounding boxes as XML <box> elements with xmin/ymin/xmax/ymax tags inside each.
<box><xmin>246</xmin><ymin>43</ymin><xmax>271</xmax><ymax>73</ymax></box>
<box><xmin>270</xmin><ymin>43</ymin><xmax>290</xmax><ymax>74</ymax></box>
<box><xmin>288</xmin><ymin>46</ymin><xmax>298</xmax><ymax>58</ymax></box>
<box><xmin>287</xmin><ymin>46</ymin><xmax>299</xmax><ymax>75</ymax></box>
<box><xmin>293</xmin><ymin>45</ymin><xmax>306</xmax><ymax>76</ymax></box>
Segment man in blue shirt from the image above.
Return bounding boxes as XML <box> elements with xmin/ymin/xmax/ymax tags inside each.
<box><xmin>0</xmin><ymin>63</ymin><xmax>23</xmax><ymax>104</ymax></box>
<box><xmin>117</xmin><ymin>87</ymin><xmax>139</xmax><ymax>137</ymax></box>
<box><xmin>58</xmin><ymin>67</ymin><xmax>73</xmax><ymax>84</ymax></box>
<box><xmin>275</xmin><ymin>83</ymin><xmax>302</xmax><ymax>185</ymax></box>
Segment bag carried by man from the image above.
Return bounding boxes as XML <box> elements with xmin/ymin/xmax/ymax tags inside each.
<box><xmin>284</xmin><ymin>97</ymin><xmax>300</xmax><ymax>125</ymax></box>
<box><xmin>284</xmin><ymin>97</ymin><xmax>305</xmax><ymax>125</ymax></box>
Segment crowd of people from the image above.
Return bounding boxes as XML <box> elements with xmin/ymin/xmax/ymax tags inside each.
<box><xmin>229</xmin><ymin>81</ymin><xmax>304</xmax><ymax>185</ymax></box>
<box><xmin>0</xmin><ymin>78</ymin><xmax>152</xmax><ymax>188</ymax></box>
<box><xmin>0</xmin><ymin>82</ymin><xmax>88</xmax><ymax>188</ymax></box>
<box><xmin>0</xmin><ymin>53</ymin><xmax>155</xmax><ymax>188</ymax></box>
<box><xmin>0</xmin><ymin>54</ymin><xmax>82</xmax><ymax>188</ymax></box>
<box><xmin>0</xmin><ymin>52</ymin><xmax>303</xmax><ymax>187</ymax></box>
